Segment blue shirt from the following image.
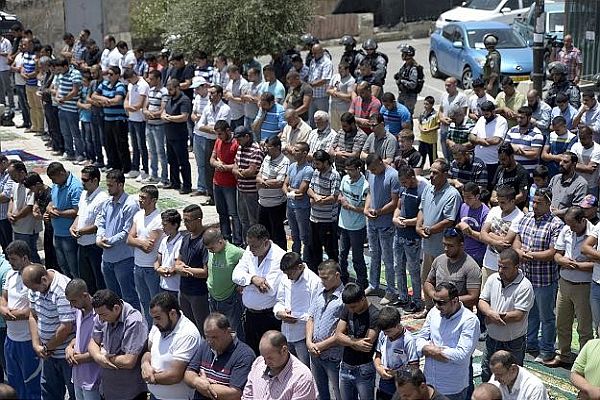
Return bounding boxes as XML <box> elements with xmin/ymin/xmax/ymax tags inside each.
<box><xmin>57</xmin><ymin>66</ymin><xmax>82</xmax><ymax>113</ymax></box>
<box><xmin>551</xmin><ymin>104</ymin><xmax>578</xmax><ymax>130</ymax></box>
<box><xmin>79</xmin><ymin>85</ymin><xmax>92</xmax><ymax>122</ymax></box>
<box><xmin>95</xmin><ymin>192</ymin><xmax>140</xmax><ymax>262</ymax></box>
<box><xmin>287</xmin><ymin>162</ymin><xmax>313</xmax><ymax>209</ymax></box>
<box><xmin>254</xmin><ymin>103</ymin><xmax>286</xmax><ymax>141</ymax></box>
<box><xmin>419</xmin><ymin>182</ymin><xmax>462</xmax><ymax>256</ymax></box>
<box><xmin>366</xmin><ymin>166</ymin><xmax>401</xmax><ymax>228</ymax></box>
<box><xmin>22</xmin><ymin>52</ymin><xmax>37</xmax><ymax>86</ymax></box>
<box><xmin>380</xmin><ymin>102</ymin><xmax>411</xmax><ymax>135</ymax></box>
<box><xmin>308</xmin><ymin>283</ymin><xmax>345</xmax><ymax>361</ymax></box>
<box><xmin>95</xmin><ymin>80</ymin><xmax>128</xmax><ymax>121</ymax></box>
<box><xmin>259</xmin><ymin>80</ymin><xmax>286</xmax><ymax>103</ymax></box>
<box><xmin>338</xmin><ymin>174</ymin><xmax>368</xmax><ymax>231</ymax></box>
<box><xmin>397</xmin><ymin>176</ymin><xmax>429</xmax><ymax>240</ymax></box>
<box><xmin>50</xmin><ymin>173</ymin><xmax>83</xmax><ymax>237</ymax></box>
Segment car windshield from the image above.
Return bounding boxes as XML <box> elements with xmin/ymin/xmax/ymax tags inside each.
<box><xmin>467</xmin><ymin>29</ymin><xmax>528</xmax><ymax>48</ymax></box>
<box><xmin>463</xmin><ymin>0</ymin><xmax>500</xmax><ymax>10</ymax></box>
<box><xmin>548</xmin><ymin>12</ymin><xmax>565</xmax><ymax>33</ymax></box>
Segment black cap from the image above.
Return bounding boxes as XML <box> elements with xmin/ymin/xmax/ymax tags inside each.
<box><xmin>233</xmin><ymin>126</ymin><xmax>251</xmax><ymax>138</ymax></box>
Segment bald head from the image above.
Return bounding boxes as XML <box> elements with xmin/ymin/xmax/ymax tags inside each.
<box><xmin>0</xmin><ymin>383</ymin><xmax>17</xmax><ymax>399</ymax></box>
<box><xmin>22</xmin><ymin>263</ymin><xmax>47</xmax><ymax>285</ymax></box>
<box><xmin>312</xmin><ymin>44</ymin><xmax>324</xmax><ymax>58</ymax></box>
<box><xmin>472</xmin><ymin>383</ymin><xmax>502</xmax><ymax>400</ymax></box>
<box><xmin>260</xmin><ymin>330</ymin><xmax>288</xmax><ymax>349</ymax></box>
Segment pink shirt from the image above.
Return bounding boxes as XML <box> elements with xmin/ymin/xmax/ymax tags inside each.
<box><xmin>242</xmin><ymin>354</ymin><xmax>318</xmax><ymax>400</ymax></box>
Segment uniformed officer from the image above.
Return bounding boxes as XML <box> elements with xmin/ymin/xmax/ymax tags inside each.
<box><xmin>545</xmin><ymin>61</ymin><xmax>581</xmax><ymax>109</ymax></box>
<box><xmin>300</xmin><ymin>33</ymin><xmax>331</xmax><ymax>67</ymax></box>
<box><xmin>483</xmin><ymin>34</ymin><xmax>501</xmax><ymax>97</ymax></box>
<box><xmin>361</xmin><ymin>38</ymin><xmax>388</xmax><ymax>85</ymax></box>
<box><xmin>394</xmin><ymin>44</ymin><xmax>420</xmax><ymax>114</ymax></box>
<box><xmin>339</xmin><ymin>34</ymin><xmax>365</xmax><ymax>78</ymax></box>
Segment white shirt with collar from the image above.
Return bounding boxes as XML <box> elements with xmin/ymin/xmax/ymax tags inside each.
<box><xmin>107</xmin><ymin>47</ymin><xmax>122</xmax><ymax>68</ymax></box>
<box><xmin>273</xmin><ymin>267</ymin><xmax>323</xmax><ymax>342</ymax></box>
<box><xmin>490</xmin><ymin>366</ymin><xmax>549</xmax><ymax>400</ymax></box>
<box><xmin>198</xmin><ymin>100</ymin><xmax>231</xmax><ymax>140</ymax></box>
<box><xmin>76</xmin><ymin>187</ymin><xmax>110</xmax><ymax>246</ymax></box>
<box><xmin>555</xmin><ymin>219</ymin><xmax>594</xmax><ymax>283</ymax></box>
<box><xmin>232</xmin><ymin>241</ymin><xmax>286</xmax><ymax>311</ymax></box>
<box><xmin>471</xmin><ymin>114</ymin><xmax>508</xmax><ymax>164</ymax></box>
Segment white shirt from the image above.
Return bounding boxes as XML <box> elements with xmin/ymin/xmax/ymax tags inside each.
<box><xmin>232</xmin><ymin>242</ymin><xmax>286</xmax><ymax>310</ymax></box>
<box><xmin>273</xmin><ymin>267</ymin><xmax>322</xmax><ymax>342</ymax></box>
<box><xmin>3</xmin><ymin>270</ymin><xmax>31</xmax><ymax>341</ymax></box>
<box><xmin>13</xmin><ymin>53</ymin><xmax>25</xmax><ymax>85</ymax></box>
<box><xmin>490</xmin><ymin>366</ymin><xmax>549</xmax><ymax>400</ymax></box>
<box><xmin>77</xmin><ymin>187</ymin><xmax>110</xmax><ymax>246</ymax></box>
<box><xmin>197</xmin><ymin>100</ymin><xmax>231</xmax><ymax>139</ymax></box>
<box><xmin>107</xmin><ymin>47</ymin><xmax>122</xmax><ymax>68</ymax></box>
<box><xmin>132</xmin><ymin>209</ymin><xmax>164</xmax><ymax>268</ymax></box>
<box><xmin>471</xmin><ymin>115</ymin><xmax>508</xmax><ymax>164</ymax></box>
<box><xmin>147</xmin><ymin>314</ymin><xmax>201</xmax><ymax>400</ymax></box>
<box><xmin>100</xmin><ymin>48</ymin><xmax>111</xmax><ymax>72</ymax></box>
<box><xmin>225</xmin><ymin>77</ymin><xmax>248</xmax><ymax>120</ymax></box>
<box><xmin>0</xmin><ymin>37</ymin><xmax>12</xmax><ymax>71</ymax></box>
<box><xmin>570</xmin><ymin>141</ymin><xmax>600</xmax><ymax>188</ymax></box>
<box><xmin>11</xmin><ymin>182</ymin><xmax>41</xmax><ymax>235</ymax></box>
<box><xmin>158</xmin><ymin>233</ymin><xmax>183</xmax><ymax>291</ymax></box>
<box><xmin>555</xmin><ymin>220</ymin><xmax>594</xmax><ymax>283</ymax></box>
<box><xmin>468</xmin><ymin>92</ymin><xmax>495</xmax><ymax>118</ymax></box>
<box><xmin>121</xmin><ymin>50</ymin><xmax>136</xmax><ymax>70</ymax></box>
<box><xmin>127</xmin><ymin>78</ymin><xmax>150</xmax><ymax>122</ymax></box>
<box><xmin>483</xmin><ymin>206</ymin><xmax>524</xmax><ymax>271</ymax></box>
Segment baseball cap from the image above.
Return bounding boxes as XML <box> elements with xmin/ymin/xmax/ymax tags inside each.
<box><xmin>233</xmin><ymin>126</ymin><xmax>251</xmax><ymax>138</ymax></box>
<box><xmin>580</xmin><ymin>194</ymin><xmax>598</xmax><ymax>209</ymax></box>
<box><xmin>190</xmin><ymin>77</ymin><xmax>209</xmax><ymax>89</ymax></box>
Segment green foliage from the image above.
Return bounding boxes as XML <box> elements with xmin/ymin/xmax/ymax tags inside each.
<box><xmin>131</xmin><ymin>0</ymin><xmax>313</xmax><ymax>59</ymax></box>
<box><xmin>130</xmin><ymin>0</ymin><xmax>169</xmax><ymax>41</ymax></box>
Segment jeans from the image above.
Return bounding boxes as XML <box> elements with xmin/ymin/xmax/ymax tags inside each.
<box><xmin>102</xmin><ymin>257</ymin><xmax>141</xmax><ymax>311</ymax></box>
<box><xmin>258</xmin><ymin>202</ymin><xmax>288</xmax><ymax>251</ymax></box>
<box><xmin>134</xmin><ymin>266</ymin><xmax>161</xmax><ymax>327</ymax></box>
<box><xmin>209</xmin><ymin>291</ymin><xmax>245</xmax><ymax>341</ymax></box>
<box><xmin>58</xmin><ymin>109</ymin><xmax>84</xmax><ymax>158</ymax></box>
<box><xmin>44</xmin><ymin>103</ymin><xmax>63</xmax><ymax>152</ymax></box>
<box><xmin>309</xmin><ymin>221</ymin><xmax>339</xmax><ymax>272</ymax></box>
<box><xmin>238</xmin><ymin>191</ymin><xmax>259</xmax><ymax>243</ymax></box>
<box><xmin>214</xmin><ymin>184</ymin><xmax>242</xmax><ymax>246</ymax></box>
<box><xmin>339</xmin><ymin>361</ymin><xmax>376</xmax><ymax>400</ymax></box>
<box><xmin>74</xmin><ymin>386</ymin><xmax>102</xmax><ymax>400</ymax></box>
<box><xmin>54</xmin><ymin>235</ymin><xmax>79</xmax><ymax>278</ymax></box>
<box><xmin>166</xmin><ymin>136</ymin><xmax>192</xmax><ymax>190</ymax></box>
<box><xmin>289</xmin><ymin>339</ymin><xmax>310</xmax><ymax>367</ymax></box>
<box><xmin>310</xmin><ymin>355</ymin><xmax>341</xmax><ymax>400</ymax></box>
<box><xmin>13</xmin><ymin>232</ymin><xmax>40</xmax><ymax>263</ymax></box>
<box><xmin>78</xmin><ymin>243</ymin><xmax>105</xmax><ymax>294</ymax></box>
<box><xmin>5</xmin><ymin>338</ymin><xmax>41</xmax><ymax>400</ymax></box>
<box><xmin>590</xmin><ymin>281</ymin><xmax>600</xmax><ymax>335</ymax></box>
<box><xmin>480</xmin><ymin>335</ymin><xmax>525</xmax><ymax>382</ymax></box>
<box><xmin>129</xmin><ymin>120</ymin><xmax>148</xmax><ymax>173</ymax></box>
<box><xmin>394</xmin><ymin>235</ymin><xmax>422</xmax><ymax>305</ymax></box>
<box><xmin>0</xmin><ymin>70</ymin><xmax>14</xmax><ymax>108</ymax></box>
<box><xmin>193</xmin><ymin>136</ymin><xmax>215</xmax><ymax>194</ymax></box>
<box><xmin>367</xmin><ymin>224</ymin><xmax>395</xmax><ymax>293</ymax></box>
<box><xmin>41</xmin><ymin>357</ymin><xmax>75</xmax><ymax>400</ymax></box>
<box><xmin>104</xmin><ymin>119</ymin><xmax>131</xmax><ymax>172</ymax></box>
<box><xmin>146</xmin><ymin>124</ymin><xmax>168</xmax><ymax>183</ymax></box>
<box><xmin>81</xmin><ymin>121</ymin><xmax>96</xmax><ymax>162</ymax></box>
<box><xmin>440</xmin><ymin>126</ymin><xmax>452</xmax><ymax>162</ymax></box>
<box><xmin>90</xmin><ymin>111</ymin><xmax>104</xmax><ymax>165</ymax></box>
<box><xmin>527</xmin><ymin>281</ymin><xmax>558</xmax><ymax>358</ymax></box>
<box><xmin>339</xmin><ymin>227</ymin><xmax>368</xmax><ymax>288</ymax></box>
<box><xmin>287</xmin><ymin>206</ymin><xmax>311</xmax><ymax>263</ymax></box>
<box><xmin>15</xmin><ymin>85</ymin><xmax>30</xmax><ymax>127</ymax></box>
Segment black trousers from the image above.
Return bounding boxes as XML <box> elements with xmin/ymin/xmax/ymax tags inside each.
<box><xmin>43</xmin><ymin>103</ymin><xmax>63</xmax><ymax>152</ymax></box>
<box><xmin>104</xmin><ymin>119</ymin><xmax>131</xmax><ymax>173</ymax></box>
<box><xmin>309</xmin><ymin>220</ymin><xmax>339</xmax><ymax>272</ymax></box>
<box><xmin>166</xmin><ymin>136</ymin><xmax>192</xmax><ymax>190</ymax></box>
<box><xmin>0</xmin><ymin>219</ymin><xmax>12</xmax><ymax>253</ymax></box>
<box><xmin>258</xmin><ymin>202</ymin><xmax>287</xmax><ymax>251</ymax></box>
<box><xmin>243</xmin><ymin>308</ymin><xmax>281</xmax><ymax>355</ymax></box>
<box><xmin>43</xmin><ymin>221</ymin><xmax>58</xmax><ymax>271</ymax></box>
<box><xmin>79</xmin><ymin>243</ymin><xmax>105</xmax><ymax>295</ymax></box>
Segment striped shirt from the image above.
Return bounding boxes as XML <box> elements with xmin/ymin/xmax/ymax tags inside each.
<box><xmin>380</xmin><ymin>102</ymin><xmax>411</xmax><ymax>135</ymax></box>
<box><xmin>449</xmin><ymin>156</ymin><xmax>488</xmax><ymax>187</ymax></box>
<box><xmin>545</xmin><ymin>130</ymin><xmax>577</xmax><ymax>176</ymax></box>
<box><xmin>309</xmin><ymin>167</ymin><xmax>341</xmax><ymax>223</ymax></box>
<box><xmin>22</xmin><ymin>51</ymin><xmax>37</xmax><ymax>86</ymax></box>
<box><xmin>349</xmin><ymin>96</ymin><xmax>382</xmax><ymax>134</ymax></box>
<box><xmin>504</xmin><ymin>126</ymin><xmax>544</xmax><ymax>172</ymax></box>
<box><xmin>0</xmin><ymin>172</ymin><xmax>14</xmax><ymax>220</ymax></box>
<box><xmin>309</xmin><ymin>283</ymin><xmax>345</xmax><ymax>360</ymax></box>
<box><xmin>447</xmin><ymin>120</ymin><xmax>475</xmax><ymax>145</ymax></box>
<box><xmin>258</xmin><ymin>153</ymin><xmax>289</xmax><ymax>207</ymax></box>
<box><xmin>147</xmin><ymin>86</ymin><xmax>168</xmax><ymax>125</ymax></box>
<box><xmin>194</xmin><ymin>65</ymin><xmax>214</xmax><ymax>84</ymax></box>
<box><xmin>57</xmin><ymin>66</ymin><xmax>82</xmax><ymax>113</ymax></box>
<box><xmin>95</xmin><ymin>80</ymin><xmax>128</xmax><ymax>121</ymax></box>
<box><xmin>254</xmin><ymin>103</ymin><xmax>286</xmax><ymax>141</ymax></box>
<box><xmin>332</xmin><ymin>128</ymin><xmax>368</xmax><ymax>172</ymax></box>
<box><xmin>28</xmin><ymin>270</ymin><xmax>75</xmax><ymax>358</ymax></box>
<box><xmin>235</xmin><ymin>142</ymin><xmax>264</xmax><ymax>192</ymax></box>
<box><xmin>308</xmin><ymin>127</ymin><xmax>337</xmax><ymax>155</ymax></box>
<box><xmin>243</xmin><ymin>354</ymin><xmax>318</xmax><ymax>399</ymax></box>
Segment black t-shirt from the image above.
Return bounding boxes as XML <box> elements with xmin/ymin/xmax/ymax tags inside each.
<box><xmin>340</xmin><ymin>303</ymin><xmax>380</xmax><ymax>366</ymax></box>
<box><xmin>179</xmin><ymin>231</ymin><xmax>209</xmax><ymax>295</ymax></box>
<box><xmin>167</xmin><ymin>64</ymin><xmax>195</xmax><ymax>99</ymax></box>
<box><xmin>492</xmin><ymin>163</ymin><xmax>529</xmax><ymax>206</ymax></box>
<box><xmin>395</xmin><ymin>148</ymin><xmax>422</xmax><ymax>170</ymax></box>
<box><xmin>83</xmin><ymin>49</ymin><xmax>101</xmax><ymax>68</ymax></box>
<box><xmin>164</xmin><ymin>93</ymin><xmax>192</xmax><ymax>140</ymax></box>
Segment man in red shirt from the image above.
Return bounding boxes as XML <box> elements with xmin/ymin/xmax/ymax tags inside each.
<box><xmin>211</xmin><ymin>120</ymin><xmax>242</xmax><ymax>246</ymax></box>
<box><xmin>349</xmin><ymin>81</ymin><xmax>382</xmax><ymax>134</ymax></box>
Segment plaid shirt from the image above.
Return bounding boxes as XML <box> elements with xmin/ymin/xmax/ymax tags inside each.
<box><xmin>447</xmin><ymin>120</ymin><xmax>474</xmax><ymax>145</ymax></box>
<box><xmin>349</xmin><ymin>96</ymin><xmax>382</xmax><ymax>134</ymax></box>
<box><xmin>309</xmin><ymin>167</ymin><xmax>341</xmax><ymax>223</ymax></box>
<box><xmin>308</xmin><ymin>56</ymin><xmax>333</xmax><ymax>98</ymax></box>
<box><xmin>513</xmin><ymin>212</ymin><xmax>564</xmax><ymax>287</ymax></box>
<box><xmin>557</xmin><ymin>46</ymin><xmax>582</xmax><ymax>82</ymax></box>
<box><xmin>449</xmin><ymin>156</ymin><xmax>488</xmax><ymax>187</ymax></box>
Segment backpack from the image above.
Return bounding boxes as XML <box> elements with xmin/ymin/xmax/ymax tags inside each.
<box><xmin>414</xmin><ymin>64</ymin><xmax>425</xmax><ymax>94</ymax></box>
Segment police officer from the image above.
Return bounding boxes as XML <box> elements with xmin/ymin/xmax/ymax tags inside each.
<box><xmin>394</xmin><ymin>44</ymin><xmax>420</xmax><ymax>114</ymax></box>
<box><xmin>300</xmin><ymin>33</ymin><xmax>331</xmax><ymax>67</ymax></box>
<box><xmin>339</xmin><ymin>34</ymin><xmax>365</xmax><ymax>78</ymax></box>
<box><xmin>545</xmin><ymin>61</ymin><xmax>581</xmax><ymax>109</ymax></box>
<box><xmin>361</xmin><ymin>38</ymin><xmax>388</xmax><ymax>85</ymax></box>
<box><xmin>483</xmin><ymin>34</ymin><xmax>501</xmax><ymax>97</ymax></box>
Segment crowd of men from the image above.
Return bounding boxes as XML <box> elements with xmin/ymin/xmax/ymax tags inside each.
<box><xmin>0</xmin><ymin>21</ymin><xmax>599</xmax><ymax>400</ymax></box>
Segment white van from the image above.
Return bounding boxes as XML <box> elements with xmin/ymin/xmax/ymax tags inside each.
<box><xmin>436</xmin><ymin>0</ymin><xmax>534</xmax><ymax>29</ymax></box>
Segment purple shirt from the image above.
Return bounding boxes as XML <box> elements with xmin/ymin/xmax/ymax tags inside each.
<box><xmin>73</xmin><ymin>308</ymin><xmax>101</xmax><ymax>390</ymax></box>
<box><xmin>459</xmin><ymin>203</ymin><xmax>489</xmax><ymax>264</ymax></box>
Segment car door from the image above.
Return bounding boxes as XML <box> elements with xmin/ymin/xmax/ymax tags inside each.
<box><xmin>496</xmin><ymin>0</ymin><xmax>525</xmax><ymax>24</ymax></box>
<box><xmin>437</xmin><ymin>25</ymin><xmax>457</xmax><ymax>75</ymax></box>
<box><xmin>447</xmin><ymin>27</ymin><xmax>467</xmax><ymax>77</ymax></box>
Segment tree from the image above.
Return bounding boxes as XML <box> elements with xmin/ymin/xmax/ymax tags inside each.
<box><xmin>130</xmin><ymin>0</ymin><xmax>169</xmax><ymax>44</ymax></box>
<box><xmin>132</xmin><ymin>0</ymin><xmax>313</xmax><ymax>60</ymax></box>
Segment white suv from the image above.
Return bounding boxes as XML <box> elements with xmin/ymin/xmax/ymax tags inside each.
<box><xmin>436</xmin><ymin>0</ymin><xmax>534</xmax><ymax>29</ymax></box>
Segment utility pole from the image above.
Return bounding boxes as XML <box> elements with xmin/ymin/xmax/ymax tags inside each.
<box><xmin>532</xmin><ymin>0</ymin><xmax>545</xmax><ymax>93</ymax></box>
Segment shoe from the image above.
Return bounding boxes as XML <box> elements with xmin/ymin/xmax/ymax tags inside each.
<box><xmin>190</xmin><ymin>190</ymin><xmax>206</xmax><ymax>197</ymax></box>
<box><xmin>161</xmin><ymin>184</ymin><xmax>179</xmax><ymax>190</ymax></box>
<box><xmin>534</xmin><ymin>354</ymin><xmax>555</xmax><ymax>364</ymax></box>
<box><xmin>543</xmin><ymin>356</ymin><xmax>572</xmax><ymax>368</ymax></box>
<box><xmin>157</xmin><ymin>181</ymin><xmax>170</xmax><ymax>188</ymax></box>
<box><xmin>125</xmin><ymin>170</ymin><xmax>140</xmax><ymax>179</ymax></box>
<box><xmin>393</xmin><ymin>297</ymin><xmax>410</xmax><ymax>308</ymax></box>
<box><xmin>16</xmin><ymin>124</ymin><xmax>29</xmax><ymax>129</ymax></box>
<box><xmin>142</xmin><ymin>176</ymin><xmax>159</xmax><ymax>184</ymax></box>
<box><xmin>403</xmin><ymin>301</ymin><xmax>424</xmax><ymax>314</ymax></box>
<box><xmin>135</xmin><ymin>172</ymin><xmax>149</xmax><ymax>182</ymax></box>
<box><xmin>380</xmin><ymin>293</ymin><xmax>399</xmax><ymax>306</ymax></box>
<box><xmin>51</xmin><ymin>150</ymin><xmax>63</xmax><ymax>156</ymax></box>
<box><xmin>201</xmin><ymin>197</ymin><xmax>215</xmax><ymax>205</ymax></box>
<box><xmin>179</xmin><ymin>188</ymin><xmax>192</xmax><ymax>195</ymax></box>
<box><xmin>526</xmin><ymin>348</ymin><xmax>540</xmax><ymax>358</ymax></box>
<box><xmin>364</xmin><ymin>286</ymin><xmax>384</xmax><ymax>297</ymax></box>
<box><xmin>60</xmin><ymin>154</ymin><xmax>76</xmax><ymax>161</ymax></box>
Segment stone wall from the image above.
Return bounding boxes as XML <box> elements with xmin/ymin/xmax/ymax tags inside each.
<box><xmin>5</xmin><ymin>0</ymin><xmax>66</xmax><ymax>48</ymax></box>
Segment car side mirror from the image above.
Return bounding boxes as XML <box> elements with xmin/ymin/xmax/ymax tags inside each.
<box><xmin>452</xmin><ymin>41</ymin><xmax>463</xmax><ymax>48</ymax></box>
<box><xmin>501</xmin><ymin>7</ymin><xmax>512</xmax><ymax>13</ymax></box>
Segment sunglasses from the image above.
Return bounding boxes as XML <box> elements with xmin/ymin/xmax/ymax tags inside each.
<box><xmin>81</xmin><ymin>177</ymin><xmax>91</xmax><ymax>183</ymax></box>
<box><xmin>433</xmin><ymin>299</ymin><xmax>451</xmax><ymax>306</ymax></box>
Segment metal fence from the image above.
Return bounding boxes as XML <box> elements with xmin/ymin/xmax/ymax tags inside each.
<box><xmin>565</xmin><ymin>0</ymin><xmax>600</xmax><ymax>78</ymax></box>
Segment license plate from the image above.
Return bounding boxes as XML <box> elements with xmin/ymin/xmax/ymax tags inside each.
<box><xmin>511</xmin><ymin>75</ymin><xmax>529</xmax><ymax>82</ymax></box>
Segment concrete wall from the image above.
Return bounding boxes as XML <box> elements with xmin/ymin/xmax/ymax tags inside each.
<box><xmin>306</xmin><ymin>13</ymin><xmax>373</xmax><ymax>41</ymax></box>
<box><xmin>6</xmin><ymin>0</ymin><xmax>66</xmax><ymax>48</ymax></box>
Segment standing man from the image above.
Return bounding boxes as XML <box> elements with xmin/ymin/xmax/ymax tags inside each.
<box><xmin>483</xmin><ymin>34</ymin><xmax>501</xmax><ymax>97</ymax></box>
<box><xmin>88</xmin><ymin>289</ymin><xmax>148</xmax><ymax>400</ymax></box>
<box><xmin>162</xmin><ymin>79</ymin><xmax>193</xmax><ymax>194</ymax></box>
<box><xmin>280</xmin><ymin>109</ymin><xmax>312</xmax><ymax>156</ymax></box>
<box><xmin>0</xmin><ymin>156</ymin><xmax>14</xmax><ymax>253</ymax></box>
<box><xmin>511</xmin><ymin>187</ymin><xmax>564</xmax><ymax>363</ymax></box>
<box><xmin>327</xmin><ymin>62</ymin><xmax>355</xmax><ymax>131</ymax></box>
<box><xmin>349</xmin><ymin>81</ymin><xmax>382</xmax><ymax>134</ymax></box>
<box><xmin>224</xmin><ymin>65</ymin><xmax>248</xmax><ymax>129</ymax></box>
<box><xmin>0</xmin><ymin>33</ymin><xmax>14</xmax><ymax>112</ymax></box>
<box><xmin>438</xmin><ymin>77</ymin><xmax>468</xmax><ymax>161</ymax></box>
<box><xmin>232</xmin><ymin>224</ymin><xmax>285</xmax><ymax>355</ymax></box>
<box><xmin>46</xmin><ymin>162</ymin><xmax>83</xmax><ymax>279</ymax></box>
<box><xmin>552</xmin><ymin>34</ymin><xmax>583</xmax><ymax>85</ymax></box>
<box><xmin>23</xmin><ymin>264</ymin><xmax>76</xmax><ymax>400</ymax></box>
<box><xmin>308</xmin><ymin>44</ymin><xmax>333</xmax><ymax>127</ymax></box>
<box><xmin>252</xmin><ymin>92</ymin><xmax>286</xmax><ymax>142</ymax></box>
<box><xmin>504</xmin><ymin>106</ymin><xmax>544</xmax><ymax>175</ymax></box>
<box><xmin>95</xmin><ymin>169</ymin><xmax>141</xmax><ymax>311</ymax></box>
<box><xmin>478</xmin><ymin>248</ymin><xmax>534</xmax><ymax>382</ymax></box>
<box><xmin>360</xmin><ymin>113</ymin><xmax>398</xmax><ymax>165</ymax></box>
<box><xmin>548</xmin><ymin>153</ymin><xmax>587</xmax><ymax>219</ymax></box>
<box><xmin>55</xmin><ymin>57</ymin><xmax>84</xmax><ymax>162</ymax></box>
<box><xmin>395</xmin><ymin>44</ymin><xmax>420</xmax><ymax>114</ymax></box>
<box><xmin>330</xmin><ymin>112</ymin><xmax>368</xmax><ymax>175</ymax></box>
<box><xmin>144</xmin><ymin>69</ymin><xmax>170</xmax><ymax>187</ymax></box>
<box><xmin>71</xmin><ymin>165</ymin><xmax>109</xmax><ymax>294</ymax></box>
<box><xmin>364</xmin><ymin>154</ymin><xmax>400</xmax><ymax>304</ymax></box>
<box><xmin>123</xmin><ymin>69</ymin><xmax>150</xmax><ymax>181</ymax></box>
<box><xmin>21</xmin><ymin>38</ymin><xmax>44</xmax><ymax>134</ymax></box>
<box><xmin>571</xmin><ymin>126</ymin><xmax>600</xmax><ymax>198</ymax></box>
<box><xmin>490</xmin><ymin>144</ymin><xmax>530</xmax><ymax>208</ymax></box>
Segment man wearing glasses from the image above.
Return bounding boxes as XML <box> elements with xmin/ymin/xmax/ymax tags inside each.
<box><xmin>414</xmin><ymin>282</ymin><xmax>480</xmax><ymax>400</ymax></box>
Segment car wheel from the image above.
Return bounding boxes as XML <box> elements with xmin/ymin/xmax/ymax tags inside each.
<box><xmin>461</xmin><ymin>66</ymin><xmax>474</xmax><ymax>90</ymax></box>
<box><xmin>429</xmin><ymin>53</ymin><xmax>442</xmax><ymax>78</ymax></box>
